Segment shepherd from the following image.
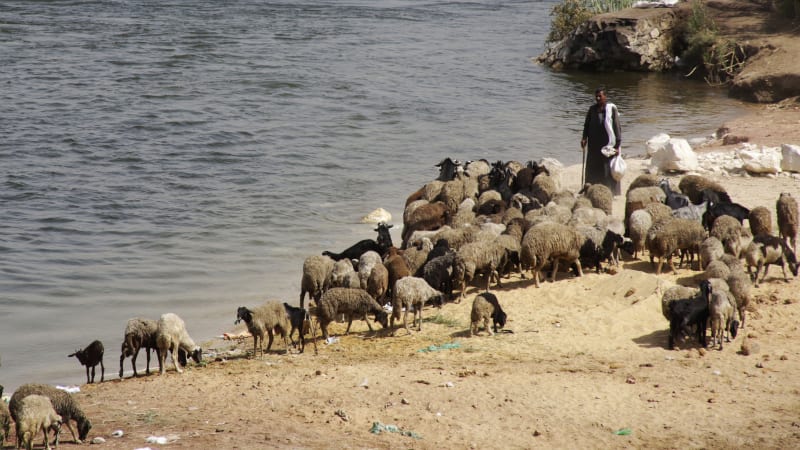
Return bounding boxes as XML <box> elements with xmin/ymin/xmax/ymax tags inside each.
<box><xmin>580</xmin><ymin>87</ymin><xmax>622</xmax><ymax>195</ymax></box>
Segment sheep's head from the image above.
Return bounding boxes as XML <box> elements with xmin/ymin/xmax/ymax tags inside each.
<box><xmin>235</xmin><ymin>307</ymin><xmax>252</xmax><ymax>325</ymax></box>
<box><xmin>190</xmin><ymin>347</ymin><xmax>202</xmax><ymax>364</ymax></box>
<box><xmin>374</xmin><ymin>310</ymin><xmax>389</xmax><ymax>329</ymax></box>
<box><xmin>77</xmin><ymin>417</ymin><xmax>91</xmax><ymax>442</ymax></box>
<box><xmin>492</xmin><ymin>310</ymin><xmax>507</xmax><ymax>333</ymax></box>
<box><xmin>784</xmin><ymin>245</ymin><xmax>799</xmax><ymax>277</ymax></box>
<box><xmin>375</xmin><ymin>222</ymin><xmax>394</xmax><ymax>249</ymax></box>
<box><xmin>68</xmin><ymin>349</ymin><xmax>87</xmax><ymax>365</ymax></box>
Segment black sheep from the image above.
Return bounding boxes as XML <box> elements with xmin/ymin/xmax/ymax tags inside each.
<box><xmin>69</xmin><ymin>340</ymin><xmax>105</xmax><ymax>384</ymax></box>
<box><xmin>283</xmin><ymin>302</ymin><xmax>312</xmax><ymax>353</ymax></box>
<box><xmin>668</xmin><ymin>296</ymin><xmax>709</xmax><ymax>350</ymax></box>
<box><xmin>702</xmin><ymin>201</ymin><xmax>750</xmax><ymax>230</ymax></box>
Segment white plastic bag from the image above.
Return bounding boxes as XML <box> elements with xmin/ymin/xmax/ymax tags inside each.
<box><xmin>609</xmin><ymin>153</ymin><xmax>626</xmax><ymax>181</ymax></box>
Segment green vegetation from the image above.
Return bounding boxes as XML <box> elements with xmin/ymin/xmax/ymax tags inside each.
<box><xmin>546</xmin><ymin>0</ymin><xmax>635</xmax><ymax>43</ymax></box>
<box><xmin>681</xmin><ymin>0</ymin><xmax>745</xmax><ymax>84</ymax></box>
<box><xmin>423</xmin><ymin>313</ymin><xmax>462</xmax><ymax>328</ymax></box>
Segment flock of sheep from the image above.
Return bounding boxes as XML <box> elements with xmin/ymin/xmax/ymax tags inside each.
<box><xmin>2</xmin><ymin>156</ymin><xmax>799</xmax><ymax>449</ymax></box>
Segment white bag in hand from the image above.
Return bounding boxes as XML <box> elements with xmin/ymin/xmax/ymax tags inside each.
<box><xmin>609</xmin><ymin>153</ymin><xmax>626</xmax><ymax>181</ymax></box>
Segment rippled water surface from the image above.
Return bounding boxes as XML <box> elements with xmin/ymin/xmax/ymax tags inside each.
<box><xmin>0</xmin><ymin>0</ymin><xmax>748</xmax><ymax>391</ymax></box>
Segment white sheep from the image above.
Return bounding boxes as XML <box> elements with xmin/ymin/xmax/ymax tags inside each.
<box><xmin>520</xmin><ymin>222</ymin><xmax>584</xmax><ymax>288</ymax></box>
<box><xmin>726</xmin><ymin>269</ymin><xmax>753</xmax><ymax>328</ymax></box>
<box><xmin>235</xmin><ymin>301</ymin><xmax>291</xmax><ymax>357</ymax></box>
<box><xmin>627</xmin><ymin>209</ymin><xmax>653</xmax><ymax>259</ymax></box>
<box><xmin>299</xmin><ymin>254</ymin><xmax>335</xmax><ymax>309</ymax></box>
<box><xmin>391</xmin><ymin>276</ymin><xmax>444</xmax><ymax>335</ymax></box>
<box><xmin>317</xmin><ymin>287</ymin><xmax>389</xmax><ymax>339</ymax></box>
<box><xmin>156</xmin><ymin>313</ymin><xmax>202</xmax><ymax>375</ymax></box>
<box><xmin>357</xmin><ymin>250</ymin><xmax>383</xmax><ymax>290</ymax></box>
<box><xmin>15</xmin><ymin>394</ymin><xmax>62</xmax><ymax>450</ymax></box>
<box><xmin>329</xmin><ymin>258</ymin><xmax>360</xmax><ymax>289</ymax></box>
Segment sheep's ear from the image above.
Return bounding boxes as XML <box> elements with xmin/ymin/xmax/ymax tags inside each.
<box><xmin>68</xmin><ymin>352</ymin><xmax>76</xmax><ymax>357</ymax></box>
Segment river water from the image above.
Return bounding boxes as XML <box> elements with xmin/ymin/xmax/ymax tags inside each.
<box><xmin>0</xmin><ymin>0</ymin><xmax>748</xmax><ymax>392</ymax></box>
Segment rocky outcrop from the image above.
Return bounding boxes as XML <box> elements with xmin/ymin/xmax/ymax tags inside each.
<box><xmin>536</xmin><ymin>8</ymin><xmax>680</xmax><ymax>72</ymax></box>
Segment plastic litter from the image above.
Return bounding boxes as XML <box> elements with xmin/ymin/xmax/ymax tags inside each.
<box><xmin>55</xmin><ymin>385</ymin><xmax>80</xmax><ymax>394</ymax></box>
<box><xmin>91</xmin><ymin>437</ymin><xmax>106</xmax><ymax>444</ymax></box>
<box><xmin>111</xmin><ymin>429</ymin><xmax>124</xmax><ymax>438</ymax></box>
<box><xmin>146</xmin><ymin>436</ymin><xmax>168</xmax><ymax>445</ymax></box>
<box><xmin>370</xmin><ymin>421</ymin><xmax>421</xmax><ymax>439</ymax></box>
<box><xmin>613</xmin><ymin>428</ymin><xmax>632</xmax><ymax>436</ymax></box>
<box><xmin>325</xmin><ymin>337</ymin><xmax>339</xmax><ymax>345</ymax></box>
<box><xmin>417</xmin><ymin>342</ymin><xmax>460</xmax><ymax>353</ymax></box>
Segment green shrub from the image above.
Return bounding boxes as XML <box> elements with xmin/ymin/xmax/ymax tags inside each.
<box><xmin>681</xmin><ymin>0</ymin><xmax>745</xmax><ymax>84</ymax></box>
<box><xmin>546</xmin><ymin>0</ymin><xmax>637</xmax><ymax>43</ymax></box>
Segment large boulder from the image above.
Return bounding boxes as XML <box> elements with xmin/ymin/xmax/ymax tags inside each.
<box><xmin>781</xmin><ymin>144</ymin><xmax>800</xmax><ymax>173</ymax></box>
<box><xmin>738</xmin><ymin>145</ymin><xmax>782</xmax><ymax>174</ymax></box>
<box><xmin>536</xmin><ymin>8</ymin><xmax>679</xmax><ymax>71</ymax></box>
<box><xmin>650</xmin><ymin>138</ymin><xmax>698</xmax><ymax>172</ymax></box>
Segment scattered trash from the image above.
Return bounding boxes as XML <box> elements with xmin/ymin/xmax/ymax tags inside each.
<box><xmin>370</xmin><ymin>421</ymin><xmax>421</xmax><ymax>439</ymax></box>
<box><xmin>56</xmin><ymin>385</ymin><xmax>80</xmax><ymax>394</ymax></box>
<box><xmin>418</xmin><ymin>342</ymin><xmax>460</xmax><ymax>353</ymax></box>
<box><xmin>335</xmin><ymin>409</ymin><xmax>349</xmax><ymax>422</ymax></box>
<box><xmin>111</xmin><ymin>430</ymin><xmax>124</xmax><ymax>438</ymax></box>
<box><xmin>613</xmin><ymin>428</ymin><xmax>632</xmax><ymax>435</ymax></box>
<box><xmin>146</xmin><ymin>436</ymin><xmax>168</xmax><ymax>445</ymax></box>
<box><xmin>442</xmin><ymin>382</ymin><xmax>454</xmax><ymax>388</ymax></box>
<box><xmin>325</xmin><ymin>337</ymin><xmax>339</xmax><ymax>345</ymax></box>
<box><xmin>91</xmin><ymin>437</ymin><xmax>106</xmax><ymax>444</ymax></box>
<box><xmin>358</xmin><ymin>378</ymin><xmax>369</xmax><ymax>388</ymax></box>
<box><xmin>712</xmin><ymin>370</ymin><xmax>722</xmax><ymax>376</ymax></box>
<box><xmin>221</xmin><ymin>331</ymin><xmax>251</xmax><ymax>341</ymax></box>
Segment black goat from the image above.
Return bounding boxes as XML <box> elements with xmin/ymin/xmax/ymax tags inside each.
<box><xmin>699</xmin><ymin>188</ymin><xmax>732</xmax><ymax>205</ymax></box>
<box><xmin>435</xmin><ymin>157</ymin><xmax>462</xmax><ymax>181</ymax></box>
<box><xmin>659</xmin><ymin>179</ymin><xmax>690</xmax><ymax>209</ymax></box>
<box><xmin>322</xmin><ymin>222</ymin><xmax>394</xmax><ymax>261</ymax></box>
<box><xmin>69</xmin><ymin>340</ymin><xmax>105</xmax><ymax>384</ymax></box>
<box><xmin>668</xmin><ymin>296</ymin><xmax>709</xmax><ymax>350</ymax></box>
<box><xmin>283</xmin><ymin>302</ymin><xmax>312</xmax><ymax>353</ymax></box>
<box><xmin>702</xmin><ymin>201</ymin><xmax>750</xmax><ymax>230</ymax></box>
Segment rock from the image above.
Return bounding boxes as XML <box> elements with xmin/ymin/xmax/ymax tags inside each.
<box><xmin>91</xmin><ymin>437</ymin><xmax>106</xmax><ymax>444</ymax></box>
<box><xmin>738</xmin><ymin>145</ymin><xmax>782</xmax><ymax>174</ymax></box>
<box><xmin>650</xmin><ymin>138</ymin><xmax>698</xmax><ymax>172</ymax></box>
<box><xmin>646</xmin><ymin>133</ymin><xmax>671</xmax><ymax>156</ymax></box>
<box><xmin>360</xmin><ymin>207</ymin><xmax>392</xmax><ymax>224</ymax></box>
<box><xmin>781</xmin><ymin>144</ymin><xmax>800</xmax><ymax>172</ymax></box>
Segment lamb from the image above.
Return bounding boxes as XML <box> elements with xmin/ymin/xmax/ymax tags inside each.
<box><xmin>299</xmin><ymin>254</ymin><xmax>335</xmax><ymax>309</ymax></box>
<box><xmin>710</xmin><ymin>214</ymin><xmax>743</xmax><ymax>257</ymax></box>
<box><xmin>704</xmin><ymin>260</ymin><xmax>731</xmax><ymax>280</ymax></box>
<box><xmin>748</xmin><ymin>206</ymin><xmax>772</xmax><ymax>236</ymax></box>
<box><xmin>283</xmin><ymin>303</ymin><xmax>312</xmax><ymax>353</ymax></box>
<box><xmin>520</xmin><ymin>222</ymin><xmax>584</xmax><ymax>287</ymax></box>
<box><xmin>383</xmin><ymin>246</ymin><xmax>411</xmax><ymax>301</ymax></box>
<box><xmin>323</xmin><ymin>222</ymin><xmax>394</xmax><ymax>260</ymax></box>
<box><xmin>626</xmin><ymin>173</ymin><xmax>660</xmax><ymax>191</ymax></box>
<box><xmin>366</xmin><ymin>262</ymin><xmax>389</xmax><ymax>304</ymax></box>
<box><xmin>698</xmin><ymin>236</ymin><xmax>724</xmax><ymax>270</ymax></box>
<box><xmin>661</xmin><ymin>285</ymin><xmax>699</xmax><ymax>321</ymax></box>
<box><xmin>329</xmin><ymin>258</ymin><xmax>360</xmax><ymax>289</ymax></box>
<box><xmin>423</xmin><ymin>252</ymin><xmax>456</xmax><ymax>302</ymax></box>
<box><xmin>743</xmin><ymin>234</ymin><xmax>799</xmax><ymax>286</ymax></box>
<box><xmin>316</xmin><ymin>287</ymin><xmax>389</xmax><ymax>339</ymax></box>
<box><xmin>14</xmin><ymin>394</ymin><xmax>61</xmax><ymax>450</ymax></box>
<box><xmin>391</xmin><ymin>276</ymin><xmax>444</xmax><ymax>335</ymax></box>
<box><xmin>68</xmin><ymin>339</ymin><xmax>104</xmax><ymax>384</ymax></box>
<box><xmin>470</xmin><ymin>292</ymin><xmax>507</xmax><ymax>337</ymax></box>
<box><xmin>119</xmin><ymin>318</ymin><xmax>159</xmax><ymax>378</ymax></box>
<box><xmin>777</xmin><ymin>192</ymin><xmax>798</xmax><ymax>253</ymax></box>
<box><xmin>726</xmin><ymin>269</ymin><xmax>753</xmax><ymax>328</ymax></box>
<box><xmin>646</xmin><ymin>218</ymin><xmax>706</xmax><ymax>274</ymax></box>
<box><xmin>700</xmin><ymin>280</ymin><xmax>738</xmax><ymax>350</ymax></box>
<box><xmin>156</xmin><ymin>313</ymin><xmax>202</xmax><ymax>374</ymax></box>
<box><xmin>235</xmin><ymin>302</ymin><xmax>291</xmax><ymax>357</ymax></box>
<box><xmin>579</xmin><ymin>183</ymin><xmax>613</xmax><ymax>215</ymax></box>
<box><xmin>9</xmin><ymin>383</ymin><xmax>91</xmax><ymax>445</ymax></box>
<box><xmin>357</xmin><ymin>250</ymin><xmax>383</xmax><ymax>289</ymax></box>
<box><xmin>667</xmin><ymin>294</ymin><xmax>709</xmax><ymax>350</ymax></box>
<box><xmin>625</xmin><ymin>186</ymin><xmax>667</xmax><ymax>235</ymax></box>
<box><xmin>626</xmin><ymin>209</ymin><xmax>653</xmax><ymax>259</ymax></box>
<box><xmin>678</xmin><ymin>174</ymin><xmax>731</xmax><ymax>204</ymax></box>
<box><xmin>452</xmin><ymin>239</ymin><xmax>508</xmax><ymax>301</ymax></box>
<box><xmin>402</xmin><ymin>201</ymin><xmax>449</xmax><ymax>247</ymax></box>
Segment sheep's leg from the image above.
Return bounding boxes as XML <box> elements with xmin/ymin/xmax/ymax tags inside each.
<box><xmin>403</xmin><ymin>307</ymin><xmax>411</xmax><ymax>335</ymax></box>
<box><xmin>100</xmin><ymin>360</ymin><xmax>105</xmax><ymax>382</ymax></box>
<box><xmin>345</xmin><ymin>317</ymin><xmax>354</xmax><ymax>334</ymax></box>
<box><xmin>86</xmin><ymin>365</ymin><xmax>91</xmax><ymax>384</ymax></box>
<box><xmin>550</xmin><ymin>259</ymin><xmax>560</xmax><ymax>282</ymax></box>
<box><xmin>364</xmin><ymin>314</ymin><xmax>375</xmax><ymax>332</ymax></box>
<box><xmin>158</xmin><ymin>346</ymin><xmax>167</xmax><ymax>375</ymax></box>
<box><xmin>266</xmin><ymin>329</ymin><xmax>275</xmax><ymax>354</ymax></box>
<box><xmin>574</xmin><ymin>259</ymin><xmax>583</xmax><ymax>277</ymax></box>
<box><xmin>416</xmin><ymin>303</ymin><xmax>423</xmax><ymax>332</ymax></box>
<box><xmin>170</xmin><ymin>344</ymin><xmax>183</xmax><ymax>373</ymax></box>
<box><xmin>484</xmin><ymin>317</ymin><xmax>493</xmax><ymax>336</ymax></box>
